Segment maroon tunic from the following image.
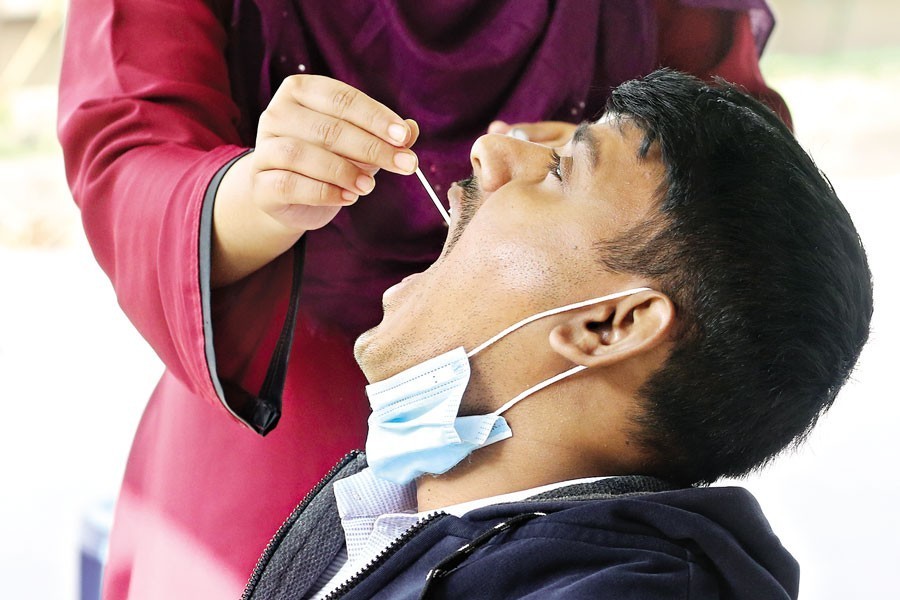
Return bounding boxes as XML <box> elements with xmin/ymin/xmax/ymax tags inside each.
<box><xmin>58</xmin><ymin>0</ymin><xmax>789</xmax><ymax>597</ymax></box>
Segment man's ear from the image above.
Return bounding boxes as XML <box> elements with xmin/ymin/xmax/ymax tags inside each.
<box><xmin>548</xmin><ymin>291</ymin><xmax>675</xmax><ymax>367</ymax></box>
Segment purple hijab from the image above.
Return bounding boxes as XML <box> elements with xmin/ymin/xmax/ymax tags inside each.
<box><xmin>221</xmin><ymin>0</ymin><xmax>774</xmax><ymax>337</ymax></box>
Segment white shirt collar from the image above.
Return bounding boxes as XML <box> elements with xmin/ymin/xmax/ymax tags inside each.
<box><xmin>309</xmin><ymin>468</ymin><xmax>612</xmax><ymax>600</ymax></box>
<box><xmin>425</xmin><ymin>474</ymin><xmax>613</xmax><ymax>517</ymax></box>
<box><xmin>332</xmin><ymin>467</ymin><xmax>611</xmax><ymax>563</ymax></box>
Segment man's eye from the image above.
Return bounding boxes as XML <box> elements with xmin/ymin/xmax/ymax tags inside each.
<box><xmin>548</xmin><ymin>150</ymin><xmax>563</xmax><ymax>181</ymax></box>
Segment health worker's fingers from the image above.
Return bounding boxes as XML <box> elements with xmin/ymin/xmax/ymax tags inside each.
<box><xmin>274</xmin><ymin>105</ymin><xmax>418</xmax><ymax>175</ymax></box>
<box><xmin>350</xmin><ymin>159</ymin><xmax>380</xmax><ymax>177</ymax></box>
<box><xmin>487</xmin><ymin>120</ymin><xmax>578</xmax><ymax>148</ymax></box>
<box><xmin>253</xmin><ymin>137</ymin><xmax>376</xmax><ymax>197</ymax></box>
<box><xmin>406</xmin><ymin>119</ymin><xmax>421</xmax><ymax>147</ymax></box>
<box><xmin>286</xmin><ymin>75</ymin><xmax>413</xmax><ymax>147</ymax></box>
<box><xmin>253</xmin><ymin>169</ymin><xmax>358</xmax><ymax>219</ymax></box>
<box><xmin>350</xmin><ymin>120</ymin><xmax>417</xmax><ymax>178</ymax></box>
<box><xmin>275</xmin><ymin>203</ymin><xmax>344</xmax><ymax>232</ymax></box>
<box><xmin>345</xmin><ymin>114</ymin><xmax>416</xmax><ymax>177</ymax></box>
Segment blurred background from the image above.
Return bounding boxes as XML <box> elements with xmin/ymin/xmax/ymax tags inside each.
<box><xmin>1</xmin><ymin>0</ymin><xmax>898</xmax><ymax>597</ymax></box>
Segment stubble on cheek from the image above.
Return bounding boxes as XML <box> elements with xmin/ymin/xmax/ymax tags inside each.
<box><xmin>352</xmin><ymin>281</ymin><xmax>462</xmax><ymax>383</ymax></box>
<box><xmin>353</xmin><ymin>324</ymin><xmax>426</xmax><ymax>384</ymax></box>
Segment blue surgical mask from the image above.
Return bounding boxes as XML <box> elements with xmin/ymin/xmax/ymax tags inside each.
<box><xmin>364</xmin><ymin>287</ymin><xmax>651</xmax><ymax>484</ymax></box>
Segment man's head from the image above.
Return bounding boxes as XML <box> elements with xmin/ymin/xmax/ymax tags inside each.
<box><xmin>355</xmin><ymin>69</ymin><xmax>873</xmax><ymax>485</ymax></box>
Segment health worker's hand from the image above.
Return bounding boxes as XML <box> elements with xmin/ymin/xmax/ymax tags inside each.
<box><xmin>251</xmin><ymin>75</ymin><xmax>420</xmax><ymax>232</ymax></box>
<box><xmin>487</xmin><ymin>120</ymin><xmax>577</xmax><ymax>148</ymax></box>
<box><xmin>212</xmin><ymin>76</ymin><xmax>419</xmax><ymax>287</ymax></box>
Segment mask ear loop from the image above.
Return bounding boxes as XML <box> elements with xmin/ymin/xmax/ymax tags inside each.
<box><xmin>492</xmin><ymin>364</ymin><xmax>587</xmax><ymax>416</ymax></box>
<box><xmin>465</xmin><ymin>287</ymin><xmax>653</xmax><ymax>417</ymax></box>
<box><xmin>466</xmin><ymin>287</ymin><xmax>651</xmax><ymax>358</ymax></box>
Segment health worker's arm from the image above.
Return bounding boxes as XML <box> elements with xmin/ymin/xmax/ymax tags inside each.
<box><xmin>58</xmin><ymin>0</ymin><xmax>250</xmax><ymax>406</ymax></box>
<box><xmin>59</xmin><ymin>0</ymin><xmax>421</xmax><ymax>421</ymax></box>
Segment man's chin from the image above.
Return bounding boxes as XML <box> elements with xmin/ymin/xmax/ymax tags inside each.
<box><xmin>352</xmin><ymin>326</ymin><xmax>381</xmax><ymax>383</ymax></box>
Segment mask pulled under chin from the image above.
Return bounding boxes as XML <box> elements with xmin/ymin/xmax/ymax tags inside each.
<box><xmin>364</xmin><ymin>287</ymin><xmax>652</xmax><ymax>485</ymax></box>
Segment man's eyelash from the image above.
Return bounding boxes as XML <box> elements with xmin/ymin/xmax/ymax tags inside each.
<box><xmin>548</xmin><ymin>150</ymin><xmax>563</xmax><ymax>181</ymax></box>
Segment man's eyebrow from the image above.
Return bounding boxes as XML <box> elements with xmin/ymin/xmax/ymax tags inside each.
<box><xmin>571</xmin><ymin>121</ymin><xmax>599</xmax><ymax>171</ymax></box>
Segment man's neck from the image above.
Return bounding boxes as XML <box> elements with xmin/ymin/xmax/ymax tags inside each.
<box><xmin>414</xmin><ymin>433</ymin><xmax>609</xmax><ymax>512</ymax></box>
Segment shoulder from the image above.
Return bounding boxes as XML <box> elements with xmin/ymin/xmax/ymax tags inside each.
<box><xmin>424</xmin><ymin>502</ymin><xmax>703</xmax><ymax>599</ymax></box>
<box><xmin>423</xmin><ymin>485</ymin><xmax>796</xmax><ymax>599</ymax></box>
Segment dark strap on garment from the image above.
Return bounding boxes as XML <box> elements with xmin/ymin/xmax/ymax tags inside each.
<box><xmin>259</xmin><ymin>237</ymin><xmax>306</xmax><ymax>413</ymax></box>
<box><xmin>420</xmin><ymin>511</ymin><xmax>547</xmax><ymax>599</ymax></box>
<box><xmin>221</xmin><ymin>237</ymin><xmax>306</xmax><ymax>435</ymax></box>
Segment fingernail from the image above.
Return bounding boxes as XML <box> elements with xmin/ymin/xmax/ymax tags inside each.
<box><xmin>388</xmin><ymin>123</ymin><xmax>408</xmax><ymax>145</ymax></box>
<box><xmin>393</xmin><ymin>152</ymin><xmax>417</xmax><ymax>173</ymax></box>
<box><xmin>341</xmin><ymin>190</ymin><xmax>358</xmax><ymax>203</ymax></box>
<box><xmin>355</xmin><ymin>174</ymin><xmax>375</xmax><ymax>194</ymax></box>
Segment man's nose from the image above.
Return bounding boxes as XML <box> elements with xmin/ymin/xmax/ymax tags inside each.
<box><xmin>469</xmin><ymin>134</ymin><xmax>546</xmax><ymax>193</ymax></box>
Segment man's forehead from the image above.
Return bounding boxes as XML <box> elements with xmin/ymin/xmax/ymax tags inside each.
<box><xmin>563</xmin><ymin>115</ymin><xmax>650</xmax><ymax>174</ymax></box>
<box><xmin>567</xmin><ymin>114</ymin><xmax>634</xmax><ymax>148</ymax></box>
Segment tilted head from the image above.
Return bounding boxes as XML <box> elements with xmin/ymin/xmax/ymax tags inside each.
<box><xmin>599</xmin><ymin>69</ymin><xmax>873</xmax><ymax>483</ymax></box>
<box><xmin>355</xmin><ymin>69</ymin><xmax>873</xmax><ymax>485</ymax></box>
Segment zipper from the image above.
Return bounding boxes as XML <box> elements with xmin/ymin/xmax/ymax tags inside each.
<box><xmin>241</xmin><ymin>450</ymin><xmax>361</xmax><ymax>600</ymax></box>
<box><xmin>322</xmin><ymin>511</ymin><xmax>449</xmax><ymax>600</ymax></box>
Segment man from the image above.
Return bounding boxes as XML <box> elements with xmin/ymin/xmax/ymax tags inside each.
<box><xmin>243</xmin><ymin>70</ymin><xmax>872</xmax><ymax>600</ymax></box>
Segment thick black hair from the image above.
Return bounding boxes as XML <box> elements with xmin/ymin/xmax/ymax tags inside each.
<box><xmin>600</xmin><ymin>69</ymin><xmax>873</xmax><ymax>484</ymax></box>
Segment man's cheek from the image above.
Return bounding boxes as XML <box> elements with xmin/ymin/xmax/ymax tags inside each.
<box><xmin>468</xmin><ymin>237</ymin><xmax>558</xmax><ymax>296</ymax></box>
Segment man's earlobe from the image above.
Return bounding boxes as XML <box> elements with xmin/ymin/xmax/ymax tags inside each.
<box><xmin>548</xmin><ymin>291</ymin><xmax>675</xmax><ymax>367</ymax></box>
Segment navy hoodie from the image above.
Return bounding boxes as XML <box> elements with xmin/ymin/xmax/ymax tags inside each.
<box><xmin>244</xmin><ymin>453</ymin><xmax>799</xmax><ymax>599</ymax></box>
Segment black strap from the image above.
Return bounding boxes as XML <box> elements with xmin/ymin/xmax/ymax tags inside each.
<box><xmin>419</xmin><ymin>512</ymin><xmax>547</xmax><ymax>599</ymax></box>
<box><xmin>221</xmin><ymin>237</ymin><xmax>307</xmax><ymax>436</ymax></box>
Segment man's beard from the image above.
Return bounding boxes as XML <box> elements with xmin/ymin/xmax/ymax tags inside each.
<box><xmin>442</xmin><ymin>173</ymin><xmax>482</xmax><ymax>256</ymax></box>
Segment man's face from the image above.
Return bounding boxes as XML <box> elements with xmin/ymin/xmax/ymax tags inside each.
<box><xmin>354</xmin><ymin>117</ymin><xmax>666</xmax><ymax>383</ymax></box>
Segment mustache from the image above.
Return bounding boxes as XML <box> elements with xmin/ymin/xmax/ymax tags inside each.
<box><xmin>444</xmin><ymin>173</ymin><xmax>482</xmax><ymax>255</ymax></box>
<box><xmin>457</xmin><ymin>173</ymin><xmax>479</xmax><ymax>198</ymax></box>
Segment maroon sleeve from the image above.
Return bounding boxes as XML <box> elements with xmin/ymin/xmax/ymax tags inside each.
<box><xmin>58</xmin><ymin>0</ymin><xmax>250</xmax><ymax>404</ymax></box>
<box><xmin>655</xmin><ymin>0</ymin><xmax>793</xmax><ymax>128</ymax></box>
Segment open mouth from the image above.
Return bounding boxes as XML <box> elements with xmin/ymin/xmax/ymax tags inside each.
<box><xmin>382</xmin><ymin>176</ymin><xmax>482</xmax><ymax>309</ymax></box>
<box><xmin>385</xmin><ymin>180</ymin><xmax>476</xmax><ymax>304</ymax></box>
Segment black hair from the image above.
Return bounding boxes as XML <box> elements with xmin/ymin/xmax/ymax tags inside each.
<box><xmin>600</xmin><ymin>69</ymin><xmax>873</xmax><ymax>484</ymax></box>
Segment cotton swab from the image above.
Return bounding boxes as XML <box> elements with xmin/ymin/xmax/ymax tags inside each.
<box><xmin>415</xmin><ymin>167</ymin><xmax>451</xmax><ymax>225</ymax></box>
